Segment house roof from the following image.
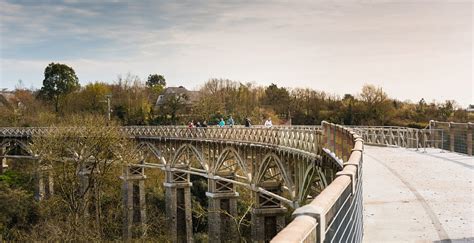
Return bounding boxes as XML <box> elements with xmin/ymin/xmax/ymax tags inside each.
<box><xmin>155</xmin><ymin>86</ymin><xmax>200</xmax><ymax>106</ymax></box>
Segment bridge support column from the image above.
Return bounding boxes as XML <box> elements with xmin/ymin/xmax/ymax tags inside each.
<box><xmin>251</xmin><ymin>182</ymin><xmax>287</xmax><ymax>243</ymax></box>
<box><xmin>164</xmin><ymin>169</ymin><xmax>193</xmax><ymax>243</ymax></box>
<box><xmin>207</xmin><ymin>174</ymin><xmax>239</xmax><ymax>243</ymax></box>
<box><xmin>121</xmin><ymin>165</ymin><xmax>147</xmax><ymax>240</ymax></box>
<box><xmin>35</xmin><ymin>165</ymin><xmax>54</xmax><ymax>200</ymax></box>
<box><xmin>0</xmin><ymin>147</ymin><xmax>8</xmax><ymax>174</ymax></box>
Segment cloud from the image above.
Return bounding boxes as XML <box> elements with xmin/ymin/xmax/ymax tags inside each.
<box><xmin>0</xmin><ymin>0</ymin><xmax>472</xmax><ymax>106</ymax></box>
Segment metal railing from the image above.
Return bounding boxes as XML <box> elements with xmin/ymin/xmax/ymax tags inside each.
<box><xmin>272</xmin><ymin>122</ymin><xmax>364</xmax><ymax>243</ymax></box>
<box><xmin>0</xmin><ymin>126</ymin><xmax>323</xmax><ymax>155</ymax></box>
<box><xmin>349</xmin><ymin>121</ymin><xmax>473</xmax><ymax>156</ymax></box>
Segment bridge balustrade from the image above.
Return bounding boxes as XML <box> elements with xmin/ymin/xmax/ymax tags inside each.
<box><xmin>272</xmin><ymin>121</ymin><xmax>364</xmax><ymax>243</ymax></box>
<box><xmin>350</xmin><ymin>121</ymin><xmax>473</xmax><ymax>156</ymax></box>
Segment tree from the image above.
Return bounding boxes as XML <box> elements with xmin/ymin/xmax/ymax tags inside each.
<box><xmin>28</xmin><ymin>115</ymin><xmax>140</xmax><ymax>240</ymax></box>
<box><xmin>160</xmin><ymin>93</ymin><xmax>188</xmax><ymax>124</ymax></box>
<box><xmin>146</xmin><ymin>74</ymin><xmax>166</xmax><ymax>90</ymax></box>
<box><xmin>359</xmin><ymin>84</ymin><xmax>393</xmax><ymax>125</ymax></box>
<box><xmin>262</xmin><ymin>83</ymin><xmax>290</xmax><ymax>118</ymax></box>
<box><xmin>39</xmin><ymin>63</ymin><xmax>80</xmax><ymax>113</ymax></box>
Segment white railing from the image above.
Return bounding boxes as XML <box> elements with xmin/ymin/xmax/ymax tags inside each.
<box><xmin>350</xmin><ymin>121</ymin><xmax>473</xmax><ymax>156</ymax></box>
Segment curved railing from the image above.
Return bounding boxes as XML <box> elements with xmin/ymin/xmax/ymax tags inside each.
<box><xmin>272</xmin><ymin>121</ymin><xmax>364</xmax><ymax>242</ymax></box>
<box><xmin>350</xmin><ymin>121</ymin><xmax>473</xmax><ymax>156</ymax></box>
<box><xmin>0</xmin><ymin>126</ymin><xmax>322</xmax><ymax>156</ymax></box>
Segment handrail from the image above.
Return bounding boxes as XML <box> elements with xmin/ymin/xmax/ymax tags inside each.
<box><xmin>0</xmin><ymin>126</ymin><xmax>323</xmax><ymax>156</ymax></box>
<box><xmin>272</xmin><ymin>121</ymin><xmax>364</xmax><ymax>242</ymax></box>
<box><xmin>351</xmin><ymin>121</ymin><xmax>473</xmax><ymax>156</ymax></box>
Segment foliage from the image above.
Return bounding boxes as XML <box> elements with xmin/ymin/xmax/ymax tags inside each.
<box><xmin>38</xmin><ymin>63</ymin><xmax>80</xmax><ymax>113</ymax></box>
<box><xmin>25</xmin><ymin>115</ymin><xmax>140</xmax><ymax>240</ymax></box>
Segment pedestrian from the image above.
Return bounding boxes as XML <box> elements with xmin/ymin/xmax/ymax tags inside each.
<box><xmin>264</xmin><ymin>117</ymin><xmax>273</xmax><ymax>128</ymax></box>
<box><xmin>196</xmin><ymin>121</ymin><xmax>202</xmax><ymax>127</ymax></box>
<box><xmin>227</xmin><ymin>115</ymin><xmax>235</xmax><ymax>128</ymax></box>
<box><xmin>188</xmin><ymin>120</ymin><xmax>195</xmax><ymax>128</ymax></box>
<box><xmin>245</xmin><ymin>117</ymin><xmax>251</xmax><ymax>127</ymax></box>
<box><xmin>202</xmin><ymin>120</ymin><xmax>208</xmax><ymax>128</ymax></box>
<box><xmin>218</xmin><ymin>118</ymin><xmax>225</xmax><ymax>127</ymax></box>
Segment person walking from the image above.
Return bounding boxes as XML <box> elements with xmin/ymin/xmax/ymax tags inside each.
<box><xmin>227</xmin><ymin>115</ymin><xmax>235</xmax><ymax>128</ymax></box>
<box><xmin>244</xmin><ymin>117</ymin><xmax>251</xmax><ymax>127</ymax></box>
<box><xmin>264</xmin><ymin>117</ymin><xmax>273</xmax><ymax>128</ymax></box>
<box><xmin>202</xmin><ymin>120</ymin><xmax>208</xmax><ymax>128</ymax></box>
<box><xmin>218</xmin><ymin>118</ymin><xmax>225</xmax><ymax>127</ymax></box>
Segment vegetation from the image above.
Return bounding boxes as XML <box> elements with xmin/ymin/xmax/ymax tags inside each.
<box><xmin>1</xmin><ymin>63</ymin><xmax>471</xmax><ymax>127</ymax></box>
<box><xmin>0</xmin><ymin>63</ymin><xmax>471</xmax><ymax>240</ymax></box>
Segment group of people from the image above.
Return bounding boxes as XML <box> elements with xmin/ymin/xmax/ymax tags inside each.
<box><xmin>188</xmin><ymin>116</ymin><xmax>273</xmax><ymax>128</ymax></box>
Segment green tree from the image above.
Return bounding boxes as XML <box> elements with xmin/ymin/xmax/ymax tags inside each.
<box><xmin>262</xmin><ymin>83</ymin><xmax>290</xmax><ymax>118</ymax></box>
<box><xmin>39</xmin><ymin>63</ymin><xmax>80</xmax><ymax>113</ymax></box>
<box><xmin>146</xmin><ymin>74</ymin><xmax>166</xmax><ymax>92</ymax></box>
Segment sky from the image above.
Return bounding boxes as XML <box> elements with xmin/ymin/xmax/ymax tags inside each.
<box><xmin>0</xmin><ymin>0</ymin><xmax>472</xmax><ymax>106</ymax></box>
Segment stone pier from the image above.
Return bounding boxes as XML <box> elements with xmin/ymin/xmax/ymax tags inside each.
<box><xmin>207</xmin><ymin>173</ymin><xmax>239</xmax><ymax>243</ymax></box>
<box><xmin>251</xmin><ymin>181</ymin><xmax>287</xmax><ymax>243</ymax></box>
<box><xmin>164</xmin><ymin>168</ymin><xmax>193</xmax><ymax>243</ymax></box>
<box><xmin>121</xmin><ymin>165</ymin><xmax>147</xmax><ymax>239</ymax></box>
<box><xmin>35</xmin><ymin>165</ymin><xmax>54</xmax><ymax>200</ymax></box>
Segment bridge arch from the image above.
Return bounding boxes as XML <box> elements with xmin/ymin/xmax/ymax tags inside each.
<box><xmin>213</xmin><ymin>146</ymin><xmax>250</xmax><ymax>182</ymax></box>
<box><xmin>255</xmin><ymin>152</ymin><xmax>295</xmax><ymax>199</ymax></box>
<box><xmin>170</xmin><ymin>143</ymin><xmax>208</xmax><ymax>171</ymax></box>
<box><xmin>1</xmin><ymin>138</ymin><xmax>33</xmax><ymax>156</ymax></box>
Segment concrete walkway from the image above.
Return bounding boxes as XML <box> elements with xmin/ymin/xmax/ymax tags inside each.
<box><xmin>363</xmin><ymin>146</ymin><xmax>474</xmax><ymax>243</ymax></box>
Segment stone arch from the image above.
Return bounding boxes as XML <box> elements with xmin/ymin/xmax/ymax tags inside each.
<box><xmin>214</xmin><ymin>146</ymin><xmax>251</xmax><ymax>182</ymax></box>
<box><xmin>136</xmin><ymin>141</ymin><xmax>165</xmax><ymax>165</ymax></box>
<box><xmin>1</xmin><ymin>138</ymin><xmax>33</xmax><ymax>156</ymax></box>
<box><xmin>254</xmin><ymin>152</ymin><xmax>294</xmax><ymax>198</ymax></box>
<box><xmin>297</xmin><ymin>163</ymin><xmax>327</xmax><ymax>203</ymax></box>
<box><xmin>170</xmin><ymin>143</ymin><xmax>208</xmax><ymax>171</ymax></box>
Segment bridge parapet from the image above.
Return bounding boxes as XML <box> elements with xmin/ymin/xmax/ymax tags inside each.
<box><xmin>0</xmin><ymin>126</ymin><xmax>322</xmax><ymax>155</ymax></box>
<box><xmin>272</xmin><ymin>121</ymin><xmax>364</xmax><ymax>243</ymax></box>
<box><xmin>350</xmin><ymin>121</ymin><xmax>473</xmax><ymax>156</ymax></box>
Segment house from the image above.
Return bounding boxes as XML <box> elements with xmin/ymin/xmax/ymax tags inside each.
<box><xmin>155</xmin><ymin>86</ymin><xmax>200</xmax><ymax>107</ymax></box>
<box><xmin>467</xmin><ymin>104</ymin><xmax>474</xmax><ymax>113</ymax></box>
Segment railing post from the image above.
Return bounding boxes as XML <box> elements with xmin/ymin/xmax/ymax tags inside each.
<box><xmin>207</xmin><ymin>173</ymin><xmax>239</xmax><ymax>243</ymax></box>
<box><xmin>121</xmin><ymin>165</ymin><xmax>147</xmax><ymax>240</ymax></box>
<box><xmin>164</xmin><ymin>167</ymin><xmax>193</xmax><ymax>243</ymax></box>
<box><xmin>449</xmin><ymin>122</ymin><xmax>455</xmax><ymax>152</ymax></box>
<box><xmin>467</xmin><ymin>123</ymin><xmax>472</xmax><ymax>156</ymax></box>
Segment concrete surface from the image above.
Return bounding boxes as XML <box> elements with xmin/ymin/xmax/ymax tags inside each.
<box><xmin>363</xmin><ymin>146</ymin><xmax>474</xmax><ymax>243</ymax></box>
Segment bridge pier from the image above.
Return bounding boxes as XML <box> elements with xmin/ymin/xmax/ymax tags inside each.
<box><xmin>35</xmin><ymin>165</ymin><xmax>54</xmax><ymax>200</ymax></box>
<box><xmin>121</xmin><ymin>165</ymin><xmax>147</xmax><ymax>240</ymax></box>
<box><xmin>164</xmin><ymin>168</ymin><xmax>193</xmax><ymax>243</ymax></box>
<box><xmin>207</xmin><ymin>173</ymin><xmax>239</xmax><ymax>243</ymax></box>
<box><xmin>251</xmin><ymin>182</ymin><xmax>287</xmax><ymax>243</ymax></box>
<box><xmin>0</xmin><ymin>147</ymin><xmax>8</xmax><ymax>174</ymax></box>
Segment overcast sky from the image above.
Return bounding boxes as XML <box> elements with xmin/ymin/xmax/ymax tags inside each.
<box><xmin>0</xmin><ymin>0</ymin><xmax>472</xmax><ymax>106</ymax></box>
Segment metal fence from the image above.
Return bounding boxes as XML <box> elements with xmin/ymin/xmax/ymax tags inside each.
<box><xmin>349</xmin><ymin>121</ymin><xmax>473</xmax><ymax>156</ymax></box>
<box><xmin>272</xmin><ymin>122</ymin><xmax>364</xmax><ymax>243</ymax></box>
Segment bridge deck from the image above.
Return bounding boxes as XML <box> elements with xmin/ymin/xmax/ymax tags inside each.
<box><xmin>363</xmin><ymin>146</ymin><xmax>474</xmax><ymax>243</ymax></box>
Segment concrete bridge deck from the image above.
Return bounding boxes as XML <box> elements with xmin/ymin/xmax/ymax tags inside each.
<box><xmin>363</xmin><ymin>146</ymin><xmax>474</xmax><ymax>243</ymax></box>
